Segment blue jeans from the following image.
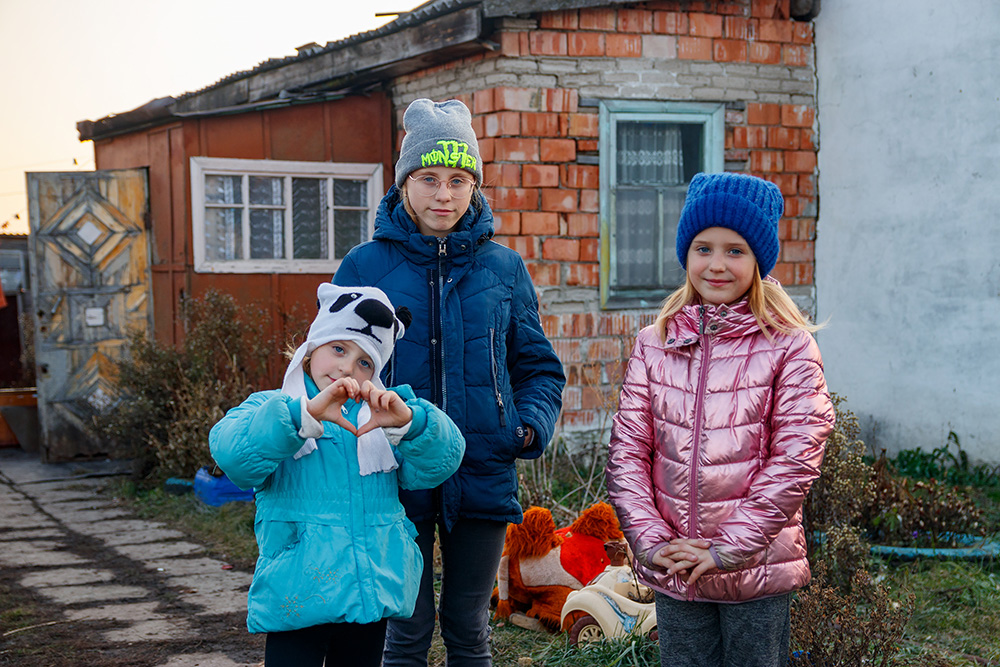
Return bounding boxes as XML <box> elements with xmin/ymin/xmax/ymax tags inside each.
<box><xmin>654</xmin><ymin>591</ymin><xmax>791</xmax><ymax>667</ymax></box>
<box><xmin>383</xmin><ymin>518</ymin><xmax>507</xmax><ymax>667</ymax></box>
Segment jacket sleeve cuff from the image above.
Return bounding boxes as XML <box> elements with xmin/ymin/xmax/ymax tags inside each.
<box><xmin>639</xmin><ymin>541</ymin><xmax>671</xmax><ymax>569</ymax></box>
<box><xmin>709</xmin><ymin>544</ymin><xmax>725</xmax><ymax>569</ymax></box>
<box><xmin>296</xmin><ymin>398</ymin><xmax>324</xmax><ymax>439</ymax></box>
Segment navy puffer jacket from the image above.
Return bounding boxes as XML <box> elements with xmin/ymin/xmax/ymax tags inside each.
<box><xmin>334</xmin><ymin>187</ymin><xmax>565</xmax><ymax>529</ymax></box>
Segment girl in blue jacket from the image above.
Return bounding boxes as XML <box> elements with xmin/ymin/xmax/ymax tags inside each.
<box><xmin>209</xmin><ymin>283</ymin><xmax>465</xmax><ymax>667</ymax></box>
<box><xmin>334</xmin><ymin>99</ymin><xmax>566</xmax><ymax>666</ymax></box>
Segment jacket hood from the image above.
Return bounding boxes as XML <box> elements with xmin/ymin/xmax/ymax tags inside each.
<box><xmin>372</xmin><ymin>186</ymin><xmax>495</xmax><ymax>262</ymax></box>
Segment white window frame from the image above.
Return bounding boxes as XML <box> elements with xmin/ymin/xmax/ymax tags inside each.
<box><xmin>191</xmin><ymin>157</ymin><xmax>383</xmax><ymax>274</ymax></box>
<box><xmin>599</xmin><ymin>100</ymin><xmax>725</xmax><ymax>309</ymax></box>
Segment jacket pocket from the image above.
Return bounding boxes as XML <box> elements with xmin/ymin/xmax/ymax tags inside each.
<box><xmin>256</xmin><ymin>519</ymin><xmax>300</xmax><ymax>560</ymax></box>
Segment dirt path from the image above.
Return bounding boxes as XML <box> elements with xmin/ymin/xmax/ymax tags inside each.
<box><xmin>0</xmin><ymin>449</ymin><xmax>264</xmax><ymax>666</ymax></box>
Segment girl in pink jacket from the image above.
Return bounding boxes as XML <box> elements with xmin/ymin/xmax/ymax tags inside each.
<box><xmin>606</xmin><ymin>172</ymin><xmax>835</xmax><ymax>667</ymax></box>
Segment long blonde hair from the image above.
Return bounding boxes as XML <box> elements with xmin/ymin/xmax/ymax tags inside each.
<box><xmin>653</xmin><ymin>271</ymin><xmax>823</xmax><ymax>342</ymax></box>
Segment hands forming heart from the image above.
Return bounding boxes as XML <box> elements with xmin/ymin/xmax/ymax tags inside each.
<box><xmin>306</xmin><ymin>378</ymin><xmax>413</xmax><ymax>438</ymax></box>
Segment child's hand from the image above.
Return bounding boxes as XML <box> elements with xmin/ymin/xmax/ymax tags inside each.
<box><xmin>306</xmin><ymin>377</ymin><xmax>361</xmax><ymax>435</ymax></box>
<box><xmin>357</xmin><ymin>381</ymin><xmax>413</xmax><ymax>436</ymax></box>
<box><xmin>663</xmin><ymin>538</ymin><xmax>718</xmax><ymax>586</ymax></box>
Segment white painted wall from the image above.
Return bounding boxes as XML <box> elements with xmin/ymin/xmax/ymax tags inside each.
<box><xmin>814</xmin><ymin>1</ymin><xmax>1000</xmax><ymax>462</ymax></box>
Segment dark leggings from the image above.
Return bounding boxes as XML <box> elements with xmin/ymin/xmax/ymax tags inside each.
<box><xmin>264</xmin><ymin>619</ymin><xmax>387</xmax><ymax>667</ymax></box>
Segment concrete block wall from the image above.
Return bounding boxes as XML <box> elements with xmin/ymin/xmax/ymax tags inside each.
<box><xmin>389</xmin><ymin>0</ymin><xmax>818</xmax><ymax>440</ymax></box>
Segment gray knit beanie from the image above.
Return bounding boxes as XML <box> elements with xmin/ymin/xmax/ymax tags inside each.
<box><xmin>394</xmin><ymin>99</ymin><xmax>482</xmax><ymax>188</ymax></box>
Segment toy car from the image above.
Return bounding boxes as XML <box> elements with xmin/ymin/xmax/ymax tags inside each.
<box><xmin>559</xmin><ymin>542</ymin><xmax>658</xmax><ymax>646</ymax></box>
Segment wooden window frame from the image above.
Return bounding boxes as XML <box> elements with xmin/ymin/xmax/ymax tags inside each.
<box><xmin>598</xmin><ymin>100</ymin><xmax>725</xmax><ymax>309</ymax></box>
<box><xmin>190</xmin><ymin>157</ymin><xmax>383</xmax><ymax>274</ymax></box>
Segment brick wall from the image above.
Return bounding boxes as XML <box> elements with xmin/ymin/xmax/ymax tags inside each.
<box><xmin>389</xmin><ymin>0</ymin><xmax>817</xmax><ymax>441</ymax></box>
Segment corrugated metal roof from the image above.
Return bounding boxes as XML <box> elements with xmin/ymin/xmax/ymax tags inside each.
<box><xmin>175</xmin><ymin>0</ymin><xmax>480</xmax><ymax>103</ymax></box>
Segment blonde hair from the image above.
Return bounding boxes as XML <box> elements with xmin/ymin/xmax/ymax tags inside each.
<box><xmin>653</xmin><ymin>270</ymin><xmax>823</xmax><ymax>342</ymax></box>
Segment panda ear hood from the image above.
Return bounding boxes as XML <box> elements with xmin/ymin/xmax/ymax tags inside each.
<box><xmin>282</xmin><ymin>284</ymin><xmax>406</xmax><ymax>397</ymax></box>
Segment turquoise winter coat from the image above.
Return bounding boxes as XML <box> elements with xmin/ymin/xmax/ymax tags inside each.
<box><xmin>209</xmin><ymin>382</ymin><xmax>465</xmax><ymax>633</ymax></box>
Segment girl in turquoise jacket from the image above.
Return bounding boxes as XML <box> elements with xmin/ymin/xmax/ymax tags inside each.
<box><xmin>210</xmin><ymin>284</ymin><xmax>465</xmax><ymax>667</ymax></box>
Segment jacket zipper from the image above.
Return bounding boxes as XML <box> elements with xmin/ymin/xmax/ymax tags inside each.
<box><xmin>489</xmin><ymin>327</ymin><xmax>506</xmax><ymax>426</ymax></box>
<box><xmin>436</xmin><ymin>237</ymin><xmax>448</xmax><ymax>412</ymax></box>
<box><xmin>687</xmin><ymin>305</ymin><xmax>711</xmax><ymax>601</ymax></box>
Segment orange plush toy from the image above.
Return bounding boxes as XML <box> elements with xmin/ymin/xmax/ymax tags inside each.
<box><xmin>493</xmin><ymin>502</ymin><xmax>624</xmax><ymax>632</ymax></box>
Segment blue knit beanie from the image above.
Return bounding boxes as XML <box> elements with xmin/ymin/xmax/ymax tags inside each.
<box><xmin>675</xmin><ymin>172</ymin><xmax>783</xmax><ymax>276</ymax></box>
<box><xmin>395</xmin><ymin>99</ymin><xmax>483</xmax><ymax>188</ymax></box>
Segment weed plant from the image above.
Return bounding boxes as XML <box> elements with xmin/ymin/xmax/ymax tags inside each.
<box><xmin>94</xmin><ymin>290</ymin><xmax>277</xmax><ymax>482</ymax></box>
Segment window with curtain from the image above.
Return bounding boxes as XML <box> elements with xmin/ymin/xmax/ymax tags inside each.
<box><xmin>599</xmin><ymin>101</ymin><xmax>725</xmax><ymax>308</ymax></box>
<box><xmin>191</xmin><ymin>157</ymin><xmax>382</xmax><ymax>273</ymax></box>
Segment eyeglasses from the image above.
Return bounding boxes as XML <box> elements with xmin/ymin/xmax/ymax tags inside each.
<box><xmin>407</xmin><ymin>174</ymin><xmax>475</xmax><ymax>198</ymax></box>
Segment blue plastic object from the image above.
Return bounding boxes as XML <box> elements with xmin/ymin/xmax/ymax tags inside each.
<box><xmin>194</xmin><ymin>467</ymin><xmax>255</xmax><ymax>506</ymax></box>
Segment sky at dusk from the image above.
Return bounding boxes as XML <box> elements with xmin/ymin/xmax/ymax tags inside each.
<box><xmin>0</xmin><ymin>0</ymin><xmax>423</xmax><ymax>234</ymax></box>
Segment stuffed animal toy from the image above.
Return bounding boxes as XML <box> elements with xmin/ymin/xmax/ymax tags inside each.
<box><xmin>493</xmin><ymin>502</ymin><xmax>624</xmax><ymax>632</ymax></box>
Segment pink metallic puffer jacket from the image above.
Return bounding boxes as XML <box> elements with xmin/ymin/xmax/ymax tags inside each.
<box><xmin>606</xmin><ymin>299</ymin><xmax>834</xmax><ymax>603</ymax></box>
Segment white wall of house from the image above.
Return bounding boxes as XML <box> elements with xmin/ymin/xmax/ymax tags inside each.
<box><xmin>814</xmin><ymin>1</ymin><xmax>1000</xmax><ymax>462</ymax></box>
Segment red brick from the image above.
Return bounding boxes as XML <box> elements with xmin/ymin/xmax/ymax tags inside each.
<box><xmin>494</xmin><ymin>87</ymin><xmax>536</xmax><ymax>112</ymax></box>
<box><xmin>749</xmin><ymin>41</ymin><xmax>782</xmax><ymax>64</ymax></box>
<box><xmin>725</xmin><ymin>16</ymin><xmax>753</xmax><ymax>39</ymax></box>
<box><xmin>579</xmin><ymin>8</ymin><xmax>616</xmax><ymax>30</ymax></box>
<box><xmin>521</xmin><ymin>112</ymin><xmax>562</xmax><ymax>137</ymax></box>
<box><xmin>543</xmin><ymin>238</ymin><xmax>581</xmax><ymax>261</ymax></box>
<box><xmin>482</xmin><ymin>111</ymin><xmax>520</xmax><ymax>137</ymax></box>
<box><xmin>493</xmin><ymin>211</ymin><xmax>521</xmax><ymax>235</ymax></box>
<box><xmin>500</xmin><ymin>235</ymin><xmax>536</xmax><ymax>258</ymax></box>
<box><xmin>767</xmin><ymin>126</ymin><xmax>800</xmax><ymax>149</ymax></box>
<box><xmin>794</xmin><ymin>218</ymin><xmax>816</xmax><ymax>240</ymax></box>
<box><xmin>784</xmin><ymin>44</ymin><xmax>809</xmax><ymax>67</ymax></box>
<box><xmin>758</xmin><ymin>18</ymin><xmax>792</xmax><ymax>42</ymax></box>
<box><xmin>748</xmin><ymin>102</ymin><xmax>781</xmax><ymax>125</ymax></box>
<box><xmin>541</xmin><ymin>188</ymin><xmax>579</xmax><ymax>213</ymax></box>
<box><xmin>782</xmin><ymin>240</ymin><xmax>814</xmax><ymax>263</ymax></box>
<box><xmin>800</xmin><ymin>129</ymin><xmax>817</xmax><ymax>151</ymax></box>
<box><xmin>568</xmin><ymin>31</ymin><xmax>605</xmax><ymax>57</ymax></box>
<box><xmin>798</xmin><ymin>174</ymin><xmax>816</xmax><ymax>196</ymax></box>
<box><xmin>793</xmin><ymin>22</ymin><xmax>813</xmax><ymax>44</ymax></box>
<box><xmin>569</xmin><ymin>213</ymin><xmax>600</xmax><ymax>237</ymax></box>
<box><xmin>618</xmin><ymin>8</ymin><xmax>653</xmax><ymax>33</ymax></box>
<box><xmin>733</xmin><ymin>125</ymin><xmax>767</xmax><ymax>148</ymax></box>
<box><xmin>492</xmin><ymin>187</ymin><xmax>538</xmax><ymax>210</ymax></box>
<box><xmin>473</xmin><ymin>89</ymin><xmax>495</xmax><ymax>114</ymax></box>
<box><xmin>540</xmin><ymin>10</ymin><xmax>578</xmax><ymax>30</ymax></box>
<box><xmin>567</xmin><ymin>263</ymin><xmax>600</xmax><ymax>287</ymax></box>
<box><xmin>540</xmin><ymin>138</ymin><xmax>577</xmax><ymax>162</ymax></box>
<box><xmin>568</xmin><ymin>112</ymin><xmax>599</xmax><ymax>137</ymax></box>
<box><xmin>580</xmin><ymin>189</ymin><xmax>599</xmax><ymax>212</ymax></box>
<box><xmin>653</xmin><ymin>11</ymin><xmax>687</xmax><ymax>34</ymax></box>
<box><xmin>725</xmin><ymin>148</ymin><xmax>750</xmax><ymax>162</ymax></box>
<box><xmin>521</xmin><ymin>211</ymin><xmax>560</xmax><ymax>235</ymax></box>
<box><xmin>483</xmin><ymin>163</ymin><xmax>521</xmax><ymax>188</ymax></box>
<box><xmin>494</xmin><ymin>137</ymin><xmax>540</xmax><ymax>162</ymax></box>
<box><xmin>714</xmin><ymin>39</ymin><xmax>747</xmax><ymax>62</ymax></box>
<box><xmin>716</xmin><ymin>1</ymin><xmax>748</xmax><ymax>16</ymax></box>
<box><xmin>530</xmin><ymin>31</ymin><xmax>569</xmax><ymax>56</ymax></box>
<box><xmin>607</xmin><ymin>33</ymin><xmax>643</xmax><ymax>57</ymax></box>
<box><xmin>523</xmin><ymin>164</ymin><xmax>560</xmax><ymax>188</ymax></box>
<box><xmin>751</xmin><ymin>0</ymin><xmax>789</xmax><ymax>19</ymax></box>
<box><xmin>577</xmin><ymin>139</ymin><xmax>598</xmax><ymax>152</ymax></box>
<box><xmin>765</xmin><ymin>173</ymin><xmax>797</xmax><ymax>196</ymax></box>
<box><xmin>563</xmin><ymin>164</ymin><xmax>599</xmax><ymax>189</ymax></box>
<box><xmin>528</xmin><ymin>262</ymin><xmax>561</xmax><ymax>286</ymax></box>
<box><xmin>678</xmin><ymin>36</ymin><xmax>713</xmax><ymax>60</ymax></box>
<box><xmin>540</xmin><ymin>88</ymin><xmax>579</xmax><ymax>113</ymax></box>
<box><xmin>770</xmin><ymin>262</ymin><xmax>793</xmax><ymax>284</ymax></box>
<box><xmin>778</xmin><ymin>218</ymin><xmax>794</xmax><ymax>241</ymax></box>
<box><xmin>478</xmin><ymin>137</ymin><xmax>495</xmax><ymax>162</ymax></box>
<box><xmin>689</xmin><ymin>12</ymin><xmax>724</xmax><ymax>37</ymax></box>
<box><xmin>784</xmin><ymin>150</ymin><xmax>816</xmax><ymax>173</ymax></box>
<box><xmin>793</xmin><ymin>262</ymin><xmax>814</xmax><ymax>286</ymax></box>
<box><xmin>750</xmin><ymin>150</ymin><xmax>783</xmax><ymax>172</ymax></box>
<box><xmin>579</xmin><ymin>237</ymin><xmax>600</xmax><ymax>261</ymax></box>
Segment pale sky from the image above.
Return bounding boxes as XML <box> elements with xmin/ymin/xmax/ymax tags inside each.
<box><xmin>0</xmin><ymin>0</ymin><xmax>424</xmax><ymax>234</ymax></box>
